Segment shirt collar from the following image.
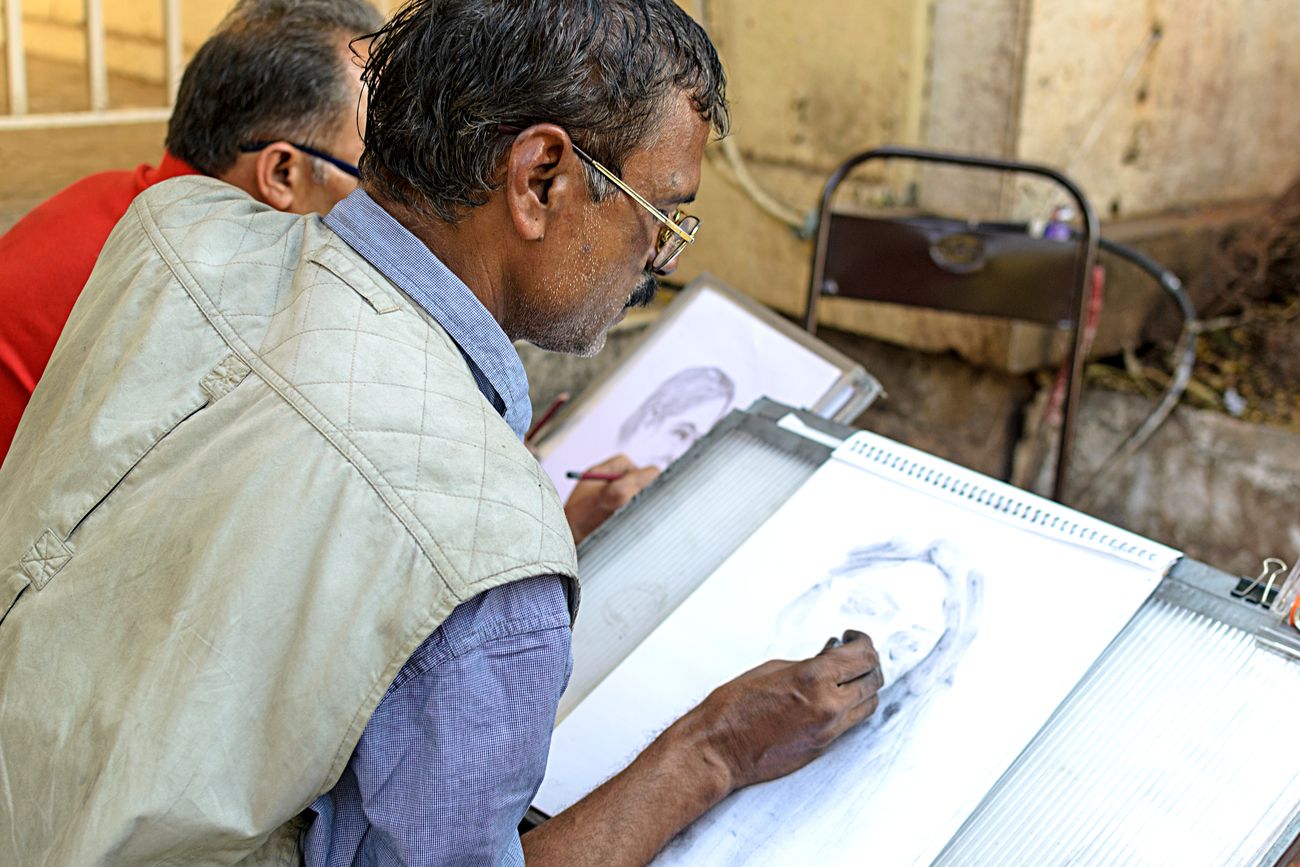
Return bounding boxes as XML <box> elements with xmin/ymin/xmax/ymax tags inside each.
<box><xmin>323</xmin><ymin>190</ymin><xmax>532</xmax><ymax>440</ymax></box>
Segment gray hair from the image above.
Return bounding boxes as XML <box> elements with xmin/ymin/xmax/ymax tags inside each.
<box><xmin>166</xmin><ymin>0</ymin><xmax>384</xmax><ymax>176</ymax></box>
<box><xmin>360</xmin><ymin>0</ymin><xmax>729</xmax><ymax>224</ymax></box>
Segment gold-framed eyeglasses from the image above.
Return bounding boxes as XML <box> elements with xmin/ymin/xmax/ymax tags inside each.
<box><xmin>567</xmin><ymin>142</ymin><xmax>700</xmax><ymax>275</ymax></box>
<box><xmin>497</xmin><ymin>125</ymin><xmax>700</xmax><ymax>275</ymax></box>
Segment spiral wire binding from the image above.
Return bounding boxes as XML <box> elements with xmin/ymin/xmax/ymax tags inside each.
<box><xmin>837</xmin><ymin>432</ymin><xmax>1179</xmax><ymax>570</ymax></box>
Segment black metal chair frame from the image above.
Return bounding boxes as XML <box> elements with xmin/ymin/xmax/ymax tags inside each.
<box><xmin>805</xmin><ymin>146</ymin><xmax>1099</xmax><ymax>502</ymax></box>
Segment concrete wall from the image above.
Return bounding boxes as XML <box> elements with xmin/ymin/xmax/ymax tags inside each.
<box><xmin>1017</xmin><ymin>390</ymin><xmax>1300</xmax><ymax>577</ymax></box>
<box><xmin>1017</xmin><ymin>0</ymin><xmax>1300</xmax><ymax>220</ymax></box>
<box><xmin>671</xmin><ymin>0</ymin><xmax>930</xmax><ymax>324</ymax></box>
<box><xmin>671</xmin><ymin>0</ymin><xmax>1300</xmax><ymax>367</ymax></box>
<box><xmin>10</xmin><ymin>0</ymin><xmax>1298</xmax><ymax>359</ymax></box>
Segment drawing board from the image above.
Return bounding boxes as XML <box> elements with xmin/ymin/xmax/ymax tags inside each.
<box><xmin>536</xmin><ymin>442</ymin><xmax>1170</xmax><ymax>865</ymax></box>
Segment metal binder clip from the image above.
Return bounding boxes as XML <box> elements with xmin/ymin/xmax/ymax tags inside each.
<box><xmin>1232</xmin><ymin>558</ymin><xmax>1289</xmax><ymax>607</ymax></box>
<box><xmin>1267</xmin><ymin>558</ymin><xmax>1300</xmax><ymax>630</ymax></box>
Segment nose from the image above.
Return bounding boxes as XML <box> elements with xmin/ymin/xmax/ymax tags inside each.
<box><xmin>652</xmin><ymin>250</ymin><xmax>680</xmax><ymax>278</ymax></box>
<box><xmin>645</xmin><ymin>233</ymin><xmax>665</xmax><ymax>275</ymax></box>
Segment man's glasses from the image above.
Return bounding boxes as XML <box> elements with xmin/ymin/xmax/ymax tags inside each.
<box><xmin>239</xmin><ymin>140</ymin><xmax>360</xmax><ymax>179</ymax></box>
<box><xmin>567</xmin><ymin>142</ymin><xmax>700</xmax><ymax>275</ymax></box>
<box><xmin>498</xmin><ymin>125</ymin><xmax>700</xmax><ymax>275</ymax></box>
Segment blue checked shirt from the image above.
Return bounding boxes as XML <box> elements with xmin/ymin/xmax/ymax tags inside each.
<box><xmin>304</xmin><ymin>191</ymin><xmax>572</xmax><ymax>866</ymax></box>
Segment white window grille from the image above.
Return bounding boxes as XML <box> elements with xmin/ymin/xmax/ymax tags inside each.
<box><xmin>1</xmin><ymin>0</ymin><xmax>182</xmax><ymax>130</ymax></box>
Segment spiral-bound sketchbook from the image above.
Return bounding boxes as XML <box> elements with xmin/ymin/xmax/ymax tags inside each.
<box><xmin>536</xmin><ymin>430</ymin><xmax>1178</xmax><ymax>865</ymax></box>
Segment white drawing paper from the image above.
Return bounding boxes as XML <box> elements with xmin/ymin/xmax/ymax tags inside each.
<box><xmin>537</xmin><ymin>286</ymin><xmax>842</xmax><ymax>499</ymax></box>
<box><xmin>536</xmin><ymin>447</ymin><xmax>1168</xmax><ymax>865</ymax></box>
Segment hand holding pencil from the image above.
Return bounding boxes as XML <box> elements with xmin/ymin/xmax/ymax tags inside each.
<box><xmin>565</xmin><ymin>470</ymin><xmax>626</xmax><ymax>482</ymax></box>
<box><xmin>562</xmin><ymin>454</ymin><xmax>660</xmax><ymax>546</ymax></box>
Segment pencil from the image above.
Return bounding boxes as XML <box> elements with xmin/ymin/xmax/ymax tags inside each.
<box><xmin>525</xmin><ymin>392</ymin><xmax>571</xmax><ymax>443</ymax></box>
<box><xmin>565</xmin><ymin>470</ymin><xmax>627</xmax><ymax>482</ymax></box>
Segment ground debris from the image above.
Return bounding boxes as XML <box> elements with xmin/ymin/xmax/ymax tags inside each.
<box><xmin>1090</xmin><ymin>174</ymin><xmax>1300</xmax><ymax>432</ymax></box>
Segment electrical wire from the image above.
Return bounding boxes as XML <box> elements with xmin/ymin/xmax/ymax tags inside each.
<box><xmin>1073</xmin><ymin>236</ymin><xmax>1198</xmax><ymax>508</ymax></box>
<box><xmin>691</xmin><ymin>0</ymin><xmax>815</xmax><ymax>238</ymax></box>
<box><xmin>707</xmin><ymin>138</ymin><xmax>813</xmax><ymax>236</ymax></box>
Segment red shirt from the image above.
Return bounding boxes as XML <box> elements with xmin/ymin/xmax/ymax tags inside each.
<box><xmin>0</xmin><ymin>152</ymin><xmax>200</xmax><ymax>462</ymax></box>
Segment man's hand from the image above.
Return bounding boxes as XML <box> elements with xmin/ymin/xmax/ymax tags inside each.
<box><xmin>563</xmin><ymin>454</ymin><xmax>659</xmax><ymax>545</ymax></box>
<box><xmin>523</xmin><ymin>632</ymin><xmax>883</xmax><ymax>867</ymax></box>
<box><xmin>675</xmin><ymin>630</ymin><xmax>883</xmax><ymax>791</ymax></box>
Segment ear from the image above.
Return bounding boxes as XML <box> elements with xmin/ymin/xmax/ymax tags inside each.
<box><xmin>250</xmin><ymin>142</ymin><xmax>313</xmax><ymax>212</ymax></box>
<box><xmin>501</xmin><ymin>124</ymin><xmax>585</xmax><ymax>242</ymax></box>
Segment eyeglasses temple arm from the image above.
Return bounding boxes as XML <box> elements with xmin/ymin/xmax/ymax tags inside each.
<box><xmin>582</xmin><ymin>154</ymin><xmax>696</xmax><ymax>245</ymax></box>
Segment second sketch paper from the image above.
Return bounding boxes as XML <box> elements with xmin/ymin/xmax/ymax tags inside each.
<box><xmin>536</xmin><ymin>285</ymin><xmax>844</xmax><ymax>500</ymax></box>
<box><xmin>536</xmin><ymin>444</ymin><xmax>1169</xmax><ymax>865</ymax></box>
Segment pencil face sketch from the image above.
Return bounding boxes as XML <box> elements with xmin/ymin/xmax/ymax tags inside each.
<box><xmin>540</xmin><ymin>447</ymin><xmax>1168</xmax><ymax>865</ymax></box>
<box><xmin>773</xmin><ymin>537</ymin><xmax>983</xmax><ymax>734</ymax></box>
<box><xmin>535</xmin><ymin>284</ymin><xmax>845</xmax><ymax>499</ymax></box>
<box><xmin>615</xmin><ymin>366</ymin><xmax>735</xmax><ymax>469</ymax></box>
<box><xmin>656</xmin><ymin>538</ymin><xmax>985</xmax><ymax>864</ymax></box>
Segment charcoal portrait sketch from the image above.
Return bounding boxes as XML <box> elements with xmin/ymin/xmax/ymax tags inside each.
<box><xmin>772</xmin><ymin>538</ymin><xmax>982</xmax><ymax>695</ymax></box>
<box><xmin>616</xmin><ymin>367</ymin><xmax>736</xmax><ymax>469</ymax></box>
<box><xmin>654</xmin><ymin>537</ymin><xmax>984</xmax><ymax>864</ymax></box>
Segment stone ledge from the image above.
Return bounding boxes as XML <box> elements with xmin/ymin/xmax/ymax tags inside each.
<box><xmin>1017</xmin><ymin>389</ymin><xmax>1300</xmax><ymax>576</ymax></box>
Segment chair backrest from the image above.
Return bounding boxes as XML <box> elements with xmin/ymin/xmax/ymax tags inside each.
<box><xmin>806</xmin><ymin>146</ymin><xmax>1099</xmax><ymax>502</ymax></box>
<box><xmin>818</xmin><ymin>214</ymin><xmax>1084</xmax><ymax>325</ymax></box>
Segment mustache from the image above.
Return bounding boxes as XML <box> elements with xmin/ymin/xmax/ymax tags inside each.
<box><xmin>625</xmin><ymin>272</ymin><xmax>658</xmax><ymax>309</ymax></box>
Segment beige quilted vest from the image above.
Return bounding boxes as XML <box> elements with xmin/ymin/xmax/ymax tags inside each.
<box><xmin>0</xmin><ymin>177</ymin><xmax>578</xmax><ymax>865</ymax></box>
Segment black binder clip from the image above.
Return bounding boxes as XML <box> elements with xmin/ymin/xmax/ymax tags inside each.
<box><xmin>1232</xmin><ymin>558</ymin><xmax>1289</xmax><ymax>607</ymax></box>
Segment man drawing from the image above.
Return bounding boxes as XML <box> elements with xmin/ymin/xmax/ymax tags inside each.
<box><xmin>0</xmin><ymin>2</ymin><xmax>883</xmax><ymax>864</ymax></box>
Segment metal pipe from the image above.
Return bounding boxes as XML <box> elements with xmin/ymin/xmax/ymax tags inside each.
<box><xmin>85</xmin><ymin>0</ymin><xmax>108</xmax><ymax>111</ymax></box>
<box><xmin>5</xmin><ymin>0</ymin><xmax>28</xmax><ymax>115</ymax></box>
<box><xmin>163</xmin><ymin>0</ymin><xmax>181</xmax><ymax>105</ymax></box>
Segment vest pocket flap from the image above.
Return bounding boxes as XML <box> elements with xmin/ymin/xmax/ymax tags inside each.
<box><xmin>307</xmin><ymin>246</ymin><xmax>402</xmax><ymax>315</ymax></box>
<box><xmin>59</xmin><ymin>396</ymin><xmax>210</xmax><ymax>550</ymax></box>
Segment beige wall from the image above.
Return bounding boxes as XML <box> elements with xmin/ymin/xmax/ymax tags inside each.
<box><xmin>13</xmin><ymin>0</ymin><xmax>1298</xmax><ymax>357</ymax></box>
<box><xmin>671</xmin><ymin>0</ymin><xmax>1300</xmax><ymax>364</ymax></box>
<box><xmin>19</xmin><ymin>0</ymin><xmax>230</xmax><ymax>83</ymax></box>
<box><xmin>18</xmin><ymin>0</ymin><xmax>1298</xmax><ymax>204</ymax></box>
<box><xmin>673</xmin><ymin>0</ymin><xmax>931</xmax><ymax>325</ymax></box>
<box><xmin>1016</xmin><ymin>0</ymin><xmax>1300</xmax><ymax>218</ymax></box>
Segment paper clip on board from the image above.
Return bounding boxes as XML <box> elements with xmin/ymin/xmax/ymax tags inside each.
<box><xmin>1232</xmin><ymin>558</ymin><xmax>1289</xmax><ymax>608</ymax></box>
<box><xmin>1267</xmin><ymin>559</ymin><xmax>1300</xmax><ymax>632</ymax></box>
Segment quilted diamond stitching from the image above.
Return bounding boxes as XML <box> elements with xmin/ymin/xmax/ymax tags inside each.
<box><xmin>141</xmin><ymin>179</ymin><xmax>576</xmax><ymax>592</ymax></box>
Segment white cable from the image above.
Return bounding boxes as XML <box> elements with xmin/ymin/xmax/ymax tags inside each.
<box><xmin>1071</xmin><ymin>29</ymin><xmax>1162</xmax><ymax>170</ymax></box>
<box><xmin>693</xmin><ymin>0</ymin><xmax>813</xmax><ymax>236</ymax></box>
<box><xmin>709</xmin><ymin>137</ymin><xmax>809</xmax><ymax>231</ymax></box>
